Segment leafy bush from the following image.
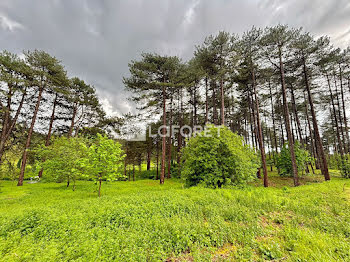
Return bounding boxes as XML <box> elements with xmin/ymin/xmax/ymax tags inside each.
<box><xmin>34</xmin><ymin>136</ymin><xmax>88</xmax><ymax>188</ymax></box>
<box><xmin>0</xmin><ymin>159</ymin><xmax>17</xmax><ymax>181</ymax></box>
<box><xmin>328</xmin><ymin>153</ymin><xmax>341</xmax><ymax>170</ymax></box>
<box><xmin>136</xmin><ymin>169</ymin><xmax>158</xmax><ymax>180</ymax></box>
<box><xmin>181</xmin><ymin>125</ymin><xmax>259</xmax><ymax>188</ymax></box>
<box><xmin>339</xmin><ymin>154</ymin><xmax>350</xmax><ymax>178</ymax></box>
<box><xmin>328</xmin><ymin>153</ymin><xmax>350</xmax><ymax>178</ymax></box>
<box><xmin>35</xmin><ymin>134</ymin><xmax>125</xmax><ymax>195</ymax></box>
<box><xmin>276</xmin><ymin>141</ymin><xmax>311</xmax><ymax>177</ymax></box>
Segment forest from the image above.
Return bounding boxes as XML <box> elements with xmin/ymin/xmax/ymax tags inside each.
<box><xmin>1</xmin><ymin>25</ymin><xmax>350</xmax><ymax>261</ymax></box>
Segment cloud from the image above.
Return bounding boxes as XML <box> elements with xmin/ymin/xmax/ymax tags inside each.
<box><xmin>0</xmin><ymin>0</ymin><xmax>349</xmax><ymax>117</ymax></box>
<box><xmin>0</xmin><ymin>13</ymin><xmax>23</xmax><ymax>31</ymax></box>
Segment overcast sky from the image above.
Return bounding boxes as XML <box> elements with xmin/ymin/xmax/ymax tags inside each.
<box><xmin>1</xmin><ymin>0</ymin><xmax>349</xmax><ymax>116</ymax></box>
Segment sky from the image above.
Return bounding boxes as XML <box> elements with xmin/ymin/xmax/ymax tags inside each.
<box><xmin>1</xmin><ymin>0</ymin><xmax>349</xmax><ymax>117</ymax></box>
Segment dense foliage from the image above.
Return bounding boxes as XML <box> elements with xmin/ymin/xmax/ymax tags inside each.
<box><xmin>34</xmin><ymin>134</ymin><xmax>125</xmax><ymax>196</ymax></box>
<box><xmin>181</xmin><ymin>125</ymin><xmax>259</xmax><ymax>188</ymax></box>
<box><xmin>276</xmin><ymin>142</ymin><xmax>311</xmax><ymax>177</ymax></box>
<box><xmin>2</xmin><ymin>25</ymin><xmax>350</xmax><ymax>186</ymax></box>
<box><xmin>35</xmin><ymin>137</ymin><xmax>88</xmax><ymax>189</ymax></box>
<box><xmin>82</xmin><ymin>134</ymin><xmax>125</xmax><ymax>196</ymax></box>
<box><xmin>339</xmin><ymin>154</ymin><xmax>350</xmax><ymax>179</ymax></box>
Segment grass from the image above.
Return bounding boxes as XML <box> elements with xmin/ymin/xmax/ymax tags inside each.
<box><xmin>0</xmin><ymin>171</ymin><xmax>350</xmax><ymax>261</ymax></box>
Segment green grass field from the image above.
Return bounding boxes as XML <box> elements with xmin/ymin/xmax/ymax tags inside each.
<box><xmin>1</xmin><ymin>172</ymin><xmax>350</xmax><ymax>261</ymax></box>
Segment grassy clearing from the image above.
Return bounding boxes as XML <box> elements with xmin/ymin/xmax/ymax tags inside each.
<box><xmin>0</xmin><ymin>173</ymin><xmax>350</xmax><ymax>261</ymax></box>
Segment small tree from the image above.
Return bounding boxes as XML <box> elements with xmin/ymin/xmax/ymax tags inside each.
<box><xmin>84</xmin><ymin>134</ymin><xmax>125</xmax><ymax>197</ymax></box>
<box><xmin>181</xmin><ymin>125</ymin><xmax>259</xmax><ymax>188</ymax></box>
<box><xmin>35</xmin><ymin>136</ymin><xmax>88</xmax><ymax>190</ymax></box>
<box><xmin>276</xmin><ymin>142</ymin><xmax>311</xmax><ymax>177</ymax></box>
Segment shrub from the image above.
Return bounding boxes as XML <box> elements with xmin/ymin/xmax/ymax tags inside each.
<box><xmin>137</xmin><ymin>169</ymin><xmax>158</xmax><ymax>180</ymax></box>
<box><xmin>328</xmin><ymin>153</ymin><xmax>341</xmax><ymax>170</ymax></box>
<box><xmin>35</xmin><ymin>134</ymin><xmax>125</xmax><ymax>195</ymax></box>
<box><xmin>339</xmin><ymin>154</ymin><xmax>350</xmax><ymax>178</ymax></box>
<box><xmin>180</xmin><ymin>125</ymin><xmax>259</xmax><ymax>188</ymax></box>
<box><xmin>276</xmin><ymin>141</ymin><xmax>311</xmax><ymax>177</ymax></box>
<box><xmin>34</xmin><ymin>136</ymin><xmax>88</xmax><ymax>189</ymax></box>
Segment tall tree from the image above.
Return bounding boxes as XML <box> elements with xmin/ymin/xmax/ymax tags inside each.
<box><xmin>124</xmin><ymin>53</ymin><xmax>182</xmax><ymax>184</ymax></box>
<box><xmin>261</xmin><ymin>25</ymin><xmax>300</xmax><ymax>186</ymax></box>
<box><xmin>0</xmin><ymin>51</ymin><xmax>28</xmax><ymax>163</ymax></box>
<box><xmin>238</xmin><ymin>27</ymin><xmax>269</xmax><ymax>187</ymax></box>
<box><xmin>18</xmin><ymin>50</ymin><xmax>66</xmax><ymax>186</ymax></box>
<box><xmin>38</xmin><ymin>69</ymin><xmax>69</xmax><ymax>177</ymax></box>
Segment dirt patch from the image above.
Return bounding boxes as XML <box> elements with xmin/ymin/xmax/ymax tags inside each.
<box><xmin>259</xmin><ymin>211</ymin><xmax>294</xmax><ymax>229</ymax></box>
<box><xmin>166</xmin><ymin>250</ymin><xmax>193</xmax><ymax>262</ymax></box>
<box><xmin>212</xmin><ymin>243</ymin><xmax>237</xmax><ymax>261</ymax></box>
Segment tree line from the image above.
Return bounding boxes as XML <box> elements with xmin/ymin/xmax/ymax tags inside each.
<box><xmin>124</xmin><ymin>25</ymin><xmax>350</xmax><ymax>186</ymax></box>
<box><xmin>1</xmin><ymin>25</ymin><xmax>350</xmax><ymax>187</ymax></box>
<box><xmin>0</xmin><ymin>50</ymin><xmax>115</xmax><ymax>185</ymax></box>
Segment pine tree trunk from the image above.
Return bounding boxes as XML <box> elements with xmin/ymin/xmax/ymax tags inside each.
<box><xmin>0</xmin><ymin>87</ymin><xmax>26</xmax><ymax>164</ymax></box>
<box><xmin>250</xmin><ymin>90</ymin><xmax>259</xmax><ymax>153</ymax></box>
<box><xmin>128</xmin><ymin>166</ymin><xmax>130</xmax><ymax>181</ymax></box>
<box><xmin>326</xmin><ymin>74</ymin><xmax>344</xmax><ymax>157</ymax></box>
<box><xmin>193</xmin><ymin>83</ymin><xmax>198</xmax><ymax>126</ymax></box>
<box><xmin>205</xmin><ymin>77</ymin><xmax>209</xmax><ymax>124</ymax></box>
<box><xmin>0</xmin><ymin>86</ymin><xmax>12</xmax><ymax>164</ymax></box>
<box><xmin>334</xmin><ymin>74</ymin><xmax>346</xmax><ymax>153</ymax></box>
<box><xmin>160</xmin><ymin>85</ymin><xmax>166</xmax><ymax>184</ymax></box>
<box><xmin>146</xmin><ymin>150</ymin><xmax>151</xmax><ymax>171</ymax></box>
<box><xmin>167</xmin><ymin>93</ymin><xmax>173</xmax><ymax>179</ymax></box>
<box><xmin>290</xmin><ymin>112</ymin><xmax>296</xmax><ymax>143</ymax></box>
<box><xmin>304</xmin><ymin>92</ymin><xmax>318</xmax><ymax>169</ymax></box>
<box><xmin>212</xmin><ymin>82</ymin><xmax>218</xmax><ymax>125</ymax></box>
<box><xmin>269</xmin><ymin>81</ymin><xmax>279</xmax><ymax>160</ymax></box>
<box><xmin>302</xmin><ymin>58</ymin><xmax>329</xmax><ymax>180</ymax></box>
<box><xmin>156</xmin><ymin>138</ymin><xmax>159</xmax><ymax>180</ymax></box>
<box><xmin>290</xmin><ymin>84</ymin><xmax>304</xmax><ymax>144</ymax></box>
<box><xmin>220</xmin><ymin>77</ymin><xmax>225</xmax><ymax>125</ymax></box>
<box><xmin>68</xmin><ymin>105</ymin><xmax>77</xmax><ymax>138</ymax></box>
<box><xmin>124</xmin><ymin>158</ymin><xmax>127</xmax><ymax>177</ymax></box>
<box><xmin>38</xmin><ymin>93</ymin><xmax>58</xmax><ymax>178</ymax></box>
<box><xmin>278</xmin><ymin>47</ymin><xmax>299</xmax><ymax>186</ymax></box>
<box><xmin>177</xmin><ymin>87</ymin><xmax>183</xmax><ymax>166</ymax></box>
<box><xmin>276</xmin><ymin>85</ymin><xmax>285</xmax><ymax>147</ymax></box>
<box><xmin>249</xmin><ymin>89</ymin><xmax>260</xmax><ymax>178</ymax></box>
<box><xmin>339</xmin><ymin>65</ymin><xmax>350</xmax><ymax>153</ymax></box>
<box><xmin>18</xmin><ymin>86</ymin><xmax>44</xmax><ymax>186</ymax></box>
<box><xmin>247</xmin><ymin>91</ymin><xmax>255</xmax><ymax>148</ymax></box>
<box><xmin>252</xmin><ymin>68</ymin><xmax>268</xmax><ymax>187</ymax></box>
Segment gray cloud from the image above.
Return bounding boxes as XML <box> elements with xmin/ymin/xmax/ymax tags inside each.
<box><xmin>0</xmin><ymin>0</ymin><xmax>349</xmax><ymax>116</ymax></box>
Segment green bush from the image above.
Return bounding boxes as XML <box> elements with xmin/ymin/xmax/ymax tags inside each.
<box><xmin>339</xmin><ymin>154</ymin><xmax>350</xmax><ymax>178</ymax></box>
<box><xmin>328</xmin><ymin>153</ymin><xmax>350</xmax><ymax>178</ymax></box>
<box><xmin>181</xmin><ymin>125</ymin><xmax>259</xmax><ymax>188</ymax></box>
<box><xmin>35</xmin><ymin>134</ymin><xmax>125</xmax><ymax>195</ymax></box>
<box><xmin>276</xmin><ymin>141</ymin><xmax>311</xmax><ymax>177</ymax></box>
<box><xmin>328</xmin><ymin>153</ymin><xmax>341</xmax><ymax>170</ymax></box>
<box><xmin>136</xmin><ymin>169</ymin><xmax>158</xmax><ymax>180</ymax></box>
<box><xmin>34</xmin><ymin>136</ymin><xmax>88</xmax><ymax>187</ymax></box>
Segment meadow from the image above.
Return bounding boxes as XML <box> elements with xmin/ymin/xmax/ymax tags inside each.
<box><xmin>1</xmin><ymin>171</ymin><xmax>350</xmax><ymax>261</ymax></box>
